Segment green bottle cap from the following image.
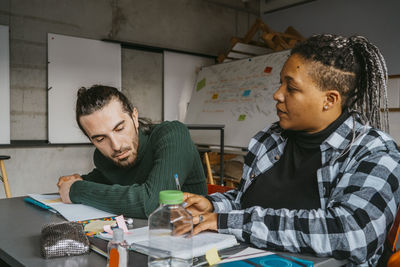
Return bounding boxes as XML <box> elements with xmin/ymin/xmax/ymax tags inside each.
<box><xmin>159</xmin><ymin>190</ymin><xmax>183</xmax><ymax>205</ymax></box>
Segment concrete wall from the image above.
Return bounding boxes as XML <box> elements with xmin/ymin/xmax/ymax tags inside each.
<box><xmin>0</xmin><ymin>146</ymin><xmax>95</xmax><ymax>198</ymax></box>
<box><xmin>262</xmin><ymin>0</ymin><xmax>400</xmax><ymax>75</ymax></box>
<box><xmin>122</xmin><ymin>49</ymin><xmax>162</xmax><ymax>122</ymax></box>
<box><xmin>0</xmin><ymin>0</ymin><xmax>259</xmax><ymax>198</ymax></box>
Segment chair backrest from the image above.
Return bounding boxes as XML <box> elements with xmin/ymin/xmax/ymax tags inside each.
<box><xmin>207</xmin><ymin>184</ymin><xmax>234</xmax><ymax>194</ymax></box>
<box><xmin>203</xmin><ymin>152</ymin><xmax>215</xmax><ymax>185</ymax></box>
<box><xmin>386</xmin><ymin>206</ymin><xmax>400</xmax><ymax>267</ymax></box>
<box><xmin>388</xmin><ymin>206</ymin><xmax>400</xmax><ymax>252</ymax></box>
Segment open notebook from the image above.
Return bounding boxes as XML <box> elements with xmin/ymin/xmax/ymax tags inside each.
<box><xmin>27</xmin><ymin>193</ymin><xmax>116</xmax><ymax>221</ymax></box>
<box><xmin>100</xmin><ymin>226</ymin><xmax>238</xmax><ymax>259</ymax></box>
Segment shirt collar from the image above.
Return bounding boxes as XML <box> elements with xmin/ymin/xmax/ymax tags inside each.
<box><xmin>322</xmin><ymin>113</ymin><xmax>367</xmax><ymax>152</ymax></box>
<box><xmin>269</xmin><ymin>112</ymin><xmax>367</xmax><ymax>152</ymax></box>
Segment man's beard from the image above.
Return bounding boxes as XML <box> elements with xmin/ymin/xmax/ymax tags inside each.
<box><xmin>109</xmin><ymin>123</ymin><xmax>139</xmax><ymax>169</ymax></box>
<box><xmin>111</xmin><ymin>147</ymin><xmax>137</xmax><ymax>168</ymax></box>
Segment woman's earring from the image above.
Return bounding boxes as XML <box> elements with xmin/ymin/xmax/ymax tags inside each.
<box><xmin>323</xmin><ymin>105</ymin><xmax>329</xmax><ymax>110</ymax></box>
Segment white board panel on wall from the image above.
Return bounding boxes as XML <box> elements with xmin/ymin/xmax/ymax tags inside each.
<box><xmin>164</xmin><ymin>51</ymin><xmax>214</xmax><ymax>122</ymax></box>
<box><xmin>0</xmin><ymin>25</ymin><xmax>10</xmax><ymax>144</ymax></box>
<box><xmin>185</xmin><ymin>50</ymin><xmax>290</xmax><ymax>148</ymax></box>
<box><xmin>48</xmin><ymin>33</ymin><xmax>121</xmax><ymax>143</ymax></box>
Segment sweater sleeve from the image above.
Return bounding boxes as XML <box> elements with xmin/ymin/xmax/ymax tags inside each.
<box><xmin>69</xmin><ymin>121</ymin><xmax>198</xmax><ymax>219</ymax></box>
<box><xmin>81</xmin><ymin>168</ymin><xmax>110</xmax><ymax>184</ymax></box>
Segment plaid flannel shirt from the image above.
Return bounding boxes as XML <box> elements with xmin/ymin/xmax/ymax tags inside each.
<box><xmin>208</xmin><ymin>114</ymin><xmax>400</xmax><ymax>266</ymax></box>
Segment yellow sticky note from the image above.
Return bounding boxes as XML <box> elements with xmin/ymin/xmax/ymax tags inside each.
<box><xmin>84</xmin><ymin>220</ymin><xmax>115</xmax><ymax>233</ymax></box>
<box><xmin>205</xmin><ymin>246</ymin><xmax>221</xmax><ymax>266</ymax></box>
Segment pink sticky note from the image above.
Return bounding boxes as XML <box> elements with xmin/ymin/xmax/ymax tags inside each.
<box><xmin>116</xmin><ymin>215</ymin><xmax>129</xmax><ymax>234</ymax></box>
<box><xmin>103</xmin><ymin>224</ymin><xmax>113</xmax><ymax>235</ymax></box>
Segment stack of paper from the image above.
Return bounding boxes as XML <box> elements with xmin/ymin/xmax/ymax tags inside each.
<box><xmin>100</xmin><ymin>226</ymin><xmax>238</xmax><ymax>259</ymax></box>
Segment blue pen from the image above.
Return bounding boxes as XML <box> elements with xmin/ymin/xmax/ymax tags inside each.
<box><xmin>174</xmin><ymin>173</ymin><xmax>181</xmax><ymax>191</ymax></box>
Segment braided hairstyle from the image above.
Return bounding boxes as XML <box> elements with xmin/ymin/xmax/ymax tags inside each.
<box><xmin>291</xmin><ymin>34</ymin><xmax>389</xmax><ymax>132</ymax></box>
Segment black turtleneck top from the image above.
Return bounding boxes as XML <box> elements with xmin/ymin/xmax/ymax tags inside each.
<box><xmin>241</xmin><ymin>110</ymin><xmax>349</xmax><ymax>210</ymax></box>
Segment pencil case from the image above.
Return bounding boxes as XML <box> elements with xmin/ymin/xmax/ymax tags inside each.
<box><xmin>40</xmin><ymin>221</ymin><xmax>90</xmax><ymax>258</ymax></box>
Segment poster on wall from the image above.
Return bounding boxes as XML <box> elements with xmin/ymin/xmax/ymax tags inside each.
<box><xmin>185</xmin><ymin>50</ymin><xmax>290</xmax><ymax>148</ymax></box>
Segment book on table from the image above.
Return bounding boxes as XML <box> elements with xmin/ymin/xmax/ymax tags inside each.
<box><xmin>99</xmin><ymin>226</ymin><xmax>238</xmax><ymax>259</ymax></box>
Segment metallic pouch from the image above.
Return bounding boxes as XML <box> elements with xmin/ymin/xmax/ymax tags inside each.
<box><xmin>40</xmin><ymin>222</ymin><xmax>90</xmax><ymax>258</ymax></box>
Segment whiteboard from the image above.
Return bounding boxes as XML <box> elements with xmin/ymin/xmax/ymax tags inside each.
<box><xmin>185</xmin><ymin>50</ymin><xmax>290</xmax><ymax>148</ymax></box>
<box><xmin>48</xmin><ymin>33</ymin><xmax>121</xmax><ymax>143</ymax></box>
<box><xmin>0</xmin><ymin>25</ymin><xmax>10</xmax><ymax>144</ymax></box>
<box><xmin>164</xmin><ymin>51</ymin><xmax>214</xmax><ymax>122</ymax></box>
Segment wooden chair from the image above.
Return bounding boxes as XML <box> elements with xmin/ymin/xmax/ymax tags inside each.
<box><xmin>207</xmin><ymin>184</ymin><xmax>234</xmax><ymax>194</ymax></box>
<box><xmin>0</xmin><ymin>155</ymin><xmax>11</xmax><ymax>198</ymax></box>
<box><xmin>387</xmin><ymin>206</ymin><xmax>400</xmax><ymax>266</ymax></box>
<box><xmin>203</xmin><ymin>151</ymin><xmax>215</xmax><ymax>185</ymax></box>
<box><xmin>203</xmin><ymin>152</ymin><xmax>234</xmax><ymax>194</ymax></box>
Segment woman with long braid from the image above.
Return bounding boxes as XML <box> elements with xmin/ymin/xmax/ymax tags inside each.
<box><xmin>183</xmin><ymin>34</ymin><xmax>400</xmax><ymax>266</ymax></box>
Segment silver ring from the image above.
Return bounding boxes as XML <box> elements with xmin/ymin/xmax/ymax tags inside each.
<box><xmin>199</xmin><ymin>215</ymin><xmax>204</xmax><ymax>224</ymax></box>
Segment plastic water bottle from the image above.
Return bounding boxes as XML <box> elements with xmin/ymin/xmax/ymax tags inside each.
<box><xmin>107</xmin><ymin>228</ymin><xmax>129</xmax><ymax>267</ymax></box>
<box><xmin>148</xmin><ymin>190</ymin><xmax>193</xmax><ymax>267</ymax></box>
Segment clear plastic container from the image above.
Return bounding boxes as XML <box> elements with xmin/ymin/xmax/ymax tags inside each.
<box><xmin>107</xmin><ymin>228</ymin><xmax>129</xmax><ymax>267</ymax></box>
<box><xmin>148</xmin><ymin>190</ymin><xmax>193</xmax><ymax>267</ymax></box>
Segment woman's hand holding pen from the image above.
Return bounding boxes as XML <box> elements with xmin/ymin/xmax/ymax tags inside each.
<box><xmin>182</xmin><ymin>192</ymin><xmax>218</xmax><ymax>235</ymax></box>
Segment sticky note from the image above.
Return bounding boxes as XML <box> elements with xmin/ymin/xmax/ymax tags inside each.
<box><xmin>264</xmin><ymin>66</ymin><xmax>272</xmax><ymax>73</ymax></box>
<box><xmin>212</xmin><ymin>93</ymin><xmax>219</xmax><ymax>100</ymax></box>
<box><xmin>242</xmin><ymin>90</ymin><xmax>251</xmax><ymax>97</ymax></box>
<box><xmin>238</xmin><ymin>114</ymin><xmax>246</xmax><ymax>121</ymax></box>
<box><xmin>116</xmin><ymin>215</ymin><xmax>129</xmax><ymax>233</ymax></box>
<box><xmin>205</xmin><ymin>247</ymin><xmax>221</xmax><ymax>265</ymax></box>
<box><xmin>197</xmin><ymin>78</ymin><xmax>206</xmax><ymax>91</ymax></box>
<box><xmin>104</xmin><ymin>224</ymin><xmax>114</xmax><ymax>234</ymax></box>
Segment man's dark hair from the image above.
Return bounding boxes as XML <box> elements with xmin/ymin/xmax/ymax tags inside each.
<box><xmin>291</xmin><ymin>34</ymin><xmax>389</xmax><ymax>132</ymax></box>
<box><xmin>76</xmin><ymin>85</ymin><xmax>151</xmax><ymax>136</ymax></box>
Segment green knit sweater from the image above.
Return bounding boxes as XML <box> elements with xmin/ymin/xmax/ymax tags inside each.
<box><xmin>69</xmin><ymin>121</ymin><xmax>207</xmax><ymax>219</ymax></box>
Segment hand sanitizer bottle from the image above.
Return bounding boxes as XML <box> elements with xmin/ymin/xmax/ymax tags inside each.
<box><xmin>107</xmin><ymin>228</ymin><xmax>128</xmax><ymax>267</ymax></box>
